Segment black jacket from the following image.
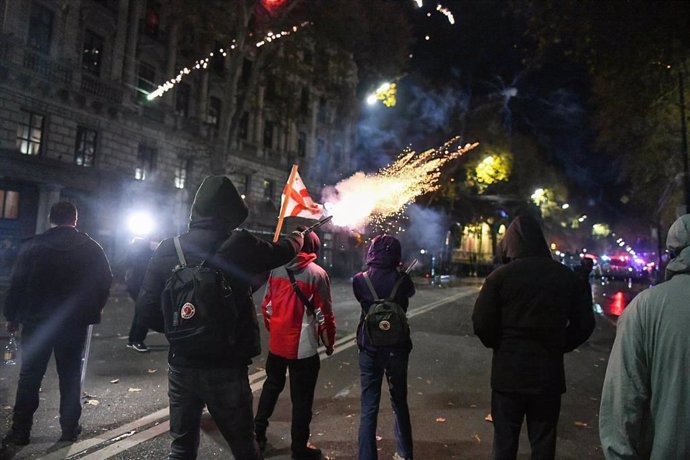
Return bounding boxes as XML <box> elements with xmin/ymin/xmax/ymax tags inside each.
<box><xmin>3</xmin><ymin>226</ymin><xmax>112</xmax><ymax>327</ymax></box>
<box><xmin>135</xmin><ymin>176</ymin><xmax>303</xmax><ymax>368</ymax></box>
<box><xmin>472</xmin><ymin>216</ymin><xmax>595</xmax><ymax>394</ymax></box>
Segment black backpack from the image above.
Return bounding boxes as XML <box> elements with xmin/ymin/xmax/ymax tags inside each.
<box><xmin>362</xmin><ymin>272</ymin><xmax>409</xmax><ymax>347</ymax></box>
<box><xmin>160</xmin><ymin>237</ymin><xmax>237</xmax><ymax>354</ymax></box>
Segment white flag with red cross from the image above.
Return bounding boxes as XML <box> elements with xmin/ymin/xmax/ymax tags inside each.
<box><xmin>281</xmin><ymin>171</ymin><xmax>324</xmax><ymax>219</ymax></box>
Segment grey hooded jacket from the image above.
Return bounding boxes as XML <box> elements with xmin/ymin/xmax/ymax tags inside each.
<box><xmin>600</xmin><ymin>214</ymin><xmax>690</xmax><ymax>459</ymax></box>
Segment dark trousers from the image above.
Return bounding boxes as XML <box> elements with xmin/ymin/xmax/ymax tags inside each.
<box><xmin>127</xmin><ymin>290</ymin><xmax>148</xmax><ymax>343</ymax></box>
<box><xmin>168</xmin><ymin>364</ymin><xmax>262</xmax><ymax>460</ymax></box>
<box><xmin>358</xmin><ymin>349</ymin><xmax>413</xmax><ymax>460</ymax></box>
<box><xmin>13</xmin><ymin>321</ymin><xmax>88</xmax><ymax>434</ymax></box>
<box><xmin>491</xmin><ymin>390</ymin><xmax>561</xmax><ymax>460</ymax></box>
<box><xmin>254</xmin><ymin>352</ymin><xmax>320</xmax><ymax>453</ymax></box>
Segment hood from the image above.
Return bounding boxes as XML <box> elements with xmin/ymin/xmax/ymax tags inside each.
<box><xmin>665</xmin><ymin>214</ymin><xmax>690</xmax><ymax>280</ymax></box>
<box><xmin>366</xmin><ymin>234</ymin><xmax>402</xmax><ymax>268</ymax></box>
<box><xmin>286</xmin><ymin>252</ymin><xmax>317</xmax><ymax>271</ymax></box>
<box><xmin>190</xmin><ymin>176</ymin><xmax>248</xmax><ymax>230</ymax></box>
<box><xmin>35</xmin><ymin>226</ymin><xmax>90</xmax><ymax>251</ymax></box>
<box><xmin>502</xmin><ymin>215</ymin><xmax>552</xmax><ymax>260</ymax></box>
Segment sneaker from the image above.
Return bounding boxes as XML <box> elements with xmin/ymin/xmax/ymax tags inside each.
<box><xmin>292</xmin><ymin>446</ymin><xmax>322</xmax><ymax>460</ymax></box>
<box><xmin>58</xmin><ymin>425</ymin><xmax>82</xmax><ymax>443</ymax></box>
<box><xmin>2</xmin><ymin>429</ymin><xmax>30</xmax><ymax>446</ymax></box>
<box><xmin>127</xmin><ymin>342</ymin><xmax>149</xmax><ymax>352</ymax></box>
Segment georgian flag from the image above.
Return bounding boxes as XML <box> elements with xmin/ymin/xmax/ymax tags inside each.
<box><xmin>281</xmin><ymin>171</ymin><xmax>323</xmax><ymax>219</ymax></box>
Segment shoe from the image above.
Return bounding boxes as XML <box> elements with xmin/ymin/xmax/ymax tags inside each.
<box><xmin>127</xmin><ymin>342</ymin><xmax>149</xmax><ymax>352</ymax></box>
<box><xmin>2</xmin><ymin>429</ymin><xmax>30</xmax><ymax>446</ymax></box>
<box><xmin>292</xmin><ymin>446</ymin><xmax>322</xmax><ymax>460</ymax></box>
<box><xmin>393</xmin><ymin>453</ymin><xmax>412</xmax><ymax>460</ymax></box>
<box><xmin>58</xmin><ymin>425</ymin><xmax>82</xmax><ymax>443</ymax></box>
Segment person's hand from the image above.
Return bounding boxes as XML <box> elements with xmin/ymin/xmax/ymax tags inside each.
<box><xmin>325</xmin><ymin>345</ymin><xmax>334</xmax><ymax>356</ymax></box>
<box><xmin>7</xmin><ymin>322</ymin><xmax>19</xmax><ymax>334</ymax></box>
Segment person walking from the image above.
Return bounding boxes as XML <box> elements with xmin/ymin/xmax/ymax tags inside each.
<box><xmin>472</xmin><ymin>215</ymin><xmax>595</xmax><ymax>460</ymax></box>
<box><xmin>136</xmin><ymin>176</ymin><xmax>304</xmax><ymax>460</ymax></box>
<box><xmin>353</xmin><ymin>234</ymin><xmax>415</xmax><ymax>460</ymax></box>
<box><xmin>124</xmin><ymin>237</ymin><xmax>154</xmax><ymax>352</ymax></box>
<box><xmin>254</xmin><ymin>226</ymin><xmax>336</xmax><ymax>459</ymax></box>
<box><xmin>2</xmin><ymin>201</ymin><xmax>112</xmax><ymax>446</ymax></box>
<box><xmin>599</xmin><ymin>214</ymin><xmax>690</xmax><ymax>459</ymax></box>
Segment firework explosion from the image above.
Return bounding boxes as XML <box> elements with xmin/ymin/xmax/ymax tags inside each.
<box><xmin>323</xmin><ymin>138</ymin><xmax>479</xmax><ymax>230</ymax></box>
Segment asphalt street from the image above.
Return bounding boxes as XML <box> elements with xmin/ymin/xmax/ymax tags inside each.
<box><xmin>0</xmin><ymin>276</ymin><xmax>631</xmax><ymax>459</ymax></box>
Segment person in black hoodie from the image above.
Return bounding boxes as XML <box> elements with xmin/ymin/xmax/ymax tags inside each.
<box><xmin>2</xmin><ymin>202</ymin><xmax>112</xmax><ymax>446</ymax></box>
<box><xmin>472</xmin><ymin>215</ymin><xmax>595</xmax><ymax>460</ymax></box>
<box><xmin>136</xmin><ymin>176</ymin><xmax>303</xmax><ymax>460</ymax></box>
<box><xmin>352</xmin><ymin>234</ymin><xmax>415</xmax><ymax>460</ymax></box>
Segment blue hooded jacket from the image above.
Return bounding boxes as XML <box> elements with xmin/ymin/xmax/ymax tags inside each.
<box><xmin>353</xmin><ymin>235</ymin><xmax>415</xmax><ymax>351</ymax></box>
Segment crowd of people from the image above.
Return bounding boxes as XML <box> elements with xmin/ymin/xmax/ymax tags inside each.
<box><xmin>1</xmin><ymin>175</ymin><xmax>689</xmax><ymax>460</ymax></box>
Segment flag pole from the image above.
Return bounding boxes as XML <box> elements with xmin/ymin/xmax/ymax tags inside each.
<box><xmin>273</xmin><ymin>164</ymin><xmax>299</xmax><ymax>242</ymax></box>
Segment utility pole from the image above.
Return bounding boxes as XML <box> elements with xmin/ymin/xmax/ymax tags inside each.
<box><xmin>679</xmin><ymin>68</ymin><xmax>690</xmax><ymax>213</ymax></box>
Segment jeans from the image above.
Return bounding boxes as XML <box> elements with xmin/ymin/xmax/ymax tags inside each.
<box><xmin>127</xmin><ymin>310</ymin><xmax>148</xmax><ymax>343</ymax></box>
<box><xmin>254</xmin><ymin>352</ymin><xmax>320</xmax><ymax>453</ymax></box>
<box><xmin>168</xmin><ymin>364</ymin><xmax>262</xmax><ymax>460</ymax></box>
<box><xmin>358</xmin><ymin>349</ymin><xmax>412</xmax><ymax>460</ymax></box>
<box><xmin>491</xmin><ymin>390</ymin><xmax>561</xmax><ymax>460</ymax></box>
<box><xmin>12</xmin><ymin>321</ymin><xmax>87</xmax><ymax>435</ymax></box>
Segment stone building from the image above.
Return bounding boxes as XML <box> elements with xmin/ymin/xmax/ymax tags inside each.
<box><xmin>0</xmin><ymin>0</ymin><xmax>359</xmax><ymax>281</ymax></box>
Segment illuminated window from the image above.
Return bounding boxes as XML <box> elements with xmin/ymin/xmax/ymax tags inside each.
<box><xmin>74</xmin><ymin>127</ymin><xmax>97</xmax><ymax>167</ymax></box>
<box><xmin>0</xmin><ymin>190</ymin><xmax>19</xmax><ymax>220</ymax></box>
<box><xmin>263</xmin><ymin>179</ymin><xmax>274</xmax><ymax>200</ymax></box>
<box><xmin>82</xmin><ymin>30</ymin><xmax>104</xmax><ymax>76</ymax></box>
<box><xmin>174</xmin><ymin>158</ymin><xmax>191</xmax><ymax>189</ymax></box>
<box><xmin>16</xmin><ymin>110</ymin><xmax>44</xmax><ymax>156</ymax></box>
<box><xmin>135</xmin><ymin>144</ymin><xmax>156</xmax><ymax>180</ymax></box>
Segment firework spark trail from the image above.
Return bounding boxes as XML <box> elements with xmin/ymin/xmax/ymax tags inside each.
<box><xmin>323</xmin><ymin>137</ymin><xmax>479</xmax><ymax>230</ymax></box>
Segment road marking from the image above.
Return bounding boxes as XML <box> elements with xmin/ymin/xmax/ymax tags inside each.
<box><xmin>52</xmin><ymin>287</ymin><xmax>478</xmax><ymax>459</ymax></box>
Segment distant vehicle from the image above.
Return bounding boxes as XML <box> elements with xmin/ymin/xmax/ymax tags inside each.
<box><xmin>600</xmin><ymin>255</ymin><xmax>646</xmax><ymax>281</ymax></box>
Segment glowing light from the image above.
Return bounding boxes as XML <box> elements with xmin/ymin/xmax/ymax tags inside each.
<box><xmin>561</xmin><ymin>203</ymin><xmax>570</xmax><ymax>209</ymax></box>
<box><xmin>425</xmin><ymin>35</ymin><xmax>430</xmax><ymax>41</ymax></box>
<box><xmin>322</xmin><ymin>138</ymin><xmax>479</xmax><ymax>230</ymax></box>
<box><xmin>366</xmin><ymin>94</ymin><xmax>378</xmax><ymax>105</ymax></box>
<box><xmin>366</xmin><ymin>82</ymin><xmax>397</xmax><ymax>107</ymax></box>
<box><xmin>147</xmin><ymin>22</ymin><xmax>310</xmax><ymax>100</ymax></box>
<box><xmin>592</xmin><ymin>223</ymin><xmax>611</xmax><ymax>237</ymax></box>
<box><xmin>610</xmin><ymin>291</ymin><xmax>625</xmax><ymax>316</ymax></box>
<box><xmin>127</xmin><ymin>211</ymin><xmax>155</xmax><ymax>236</ymax></box>
<box><xmin>469</xmin><ymin>153</ymin><xmax>512</xmax><ymax>191</ymax></box>
<box><xmin>531</xmin><ymin>188</ymin><xmax>546</xmax><ymax>205</ymax></box>
<box><xmin>413</xmin><ymin>0</ymin><xmax>423</xmax><ymax>6</ymax></box>
<box><xmin>436</xmin><ymin>4</ymin><xmax>455</xmax><ymax>24</ymax></box>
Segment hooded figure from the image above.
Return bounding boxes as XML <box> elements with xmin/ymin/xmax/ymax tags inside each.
<box><xmin>472</xmin><ymin>215</ymin><xmax>594</xmax><ymax>460</ymax></box>
<box><xmin>352</xmin><ymin>234</ymin><xmax>416</xmax><ymax>460</ymax></box>
<box><xmin>135</xmin><ymin>176</ymin><xmax>303</xmax><ymax>460</ymax></box>
<box><xmin>600</xmin><ymin>214</ymin><xmax>690</xmax><ymax>460</ymax></box>
<box><xmin>254</xmin><ymin>225</ymin><xmax>335</xmax><ymax>459</ymax></box>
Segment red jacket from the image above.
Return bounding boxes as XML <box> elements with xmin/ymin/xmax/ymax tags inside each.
<box><xmin>261</xmin><ymin>253</ymin><xmax>336</xmax><ymax>359</ymax></box>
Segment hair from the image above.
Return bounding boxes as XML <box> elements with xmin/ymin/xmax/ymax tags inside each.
<box><xmin>49</xmin><ymin>201</ymin><xmax>78</xmax><ymax>226</ymax></box>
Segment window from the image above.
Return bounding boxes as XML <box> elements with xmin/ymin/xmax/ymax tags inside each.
<box><xmin>298</xmin><ymin>131</ymin><xmax>306</xmax><ymax>157</ymax></box>
<box><xmin>28</xmin><ymin>2</ymin><xmax>53</xmax><ymax>54</ymax></box>
<box><xmin>263</xmin><ymin>179</ymin><xmax>274</xmax><ymax>200</ymax></box>
<box><xmin>238</xmin><ymin>111</ymin><xmax>249</xmax><ymax>140</ymax></box>
<box><xmin>175</xmin><ymin>83</ymin><xmax>190</xmax><ymax>117</ymax></box>
<box><xmin>16</xmin><ymin>110</ymin><xmax>44</xmax><ymax>156</ymax></box>
<box><xmin>82</xmin><ymin>30</ymin><xmax>104</xmax><ymax>76</ymax></box>
<box><xmin>235</xmin><ymin>173</ymin><xmax>251</xmax><ymax>197</ymax></box>
<box><xmin>74</xmin><ymin>127</ymin><xmax>97</xmax><ymax>167</ymax></box>
<box><xmin>174</xmin><ymin>158</ymin><xmax>191</xmax><ymax>189</ymax></box>
<box><xmin>143</xmin><ymin>1</ymin><xmax>160</xmax><ymax>37</ymax></box>
<box><xmin>318</xmin><ymin>97</ymin><xmax>327</xmax><ymax>123</ymax></box>
<box><xmin>300</xmin><ymin>87</ymin><xmax>310</xmax><ymax>115</ymax></box>
<box><xmin>263</xmin><ymin>121</ymin><xmax>274</xmax><ymax>149</ymax></box>
<box><xmin>0</xmin><ymin>190</ymin><xmax>20</xmax><ymax>220</ymax></box>
<box><xmin>137</xmin><ymin>62</ymin><xmax>156</xmax><ymax>101</ymax></box>
<box><xmin>207</xmin><ymin>97</ymin><xmax>221</xmax><ymax>128</ymax></box>
<box><xmin>265</xmin><ymin>77</ymin><xmax>277</xmax><ymax>102</ymax></box>
<box><xmin>135</xmin><ymin>144</ymin><xmax>156</xmax><ymax>180</ymax></box>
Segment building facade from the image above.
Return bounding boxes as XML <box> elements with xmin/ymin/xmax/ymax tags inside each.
<box><xmin>0</xmin><ymin>0</ymin><xmax>359</xmax><ymax>281</ymax></box>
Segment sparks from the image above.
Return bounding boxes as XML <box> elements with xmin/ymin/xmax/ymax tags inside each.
<box><xmin>147</xmin><ymin>22</ymin><xmax>310</xmax><ymax>101</ymax></box>
<box><xmin>413</xmin><ymin>0</ymin><xmax>423</xmax><ymax>7</ymax></box>
<box><xmin>323</xmin><ymin>138</ymin><xmax>479</xmax><ymax>230</ymax></box>
<box><xmin>436</xmin><ymin>4</ymin><xmax>455</xmax><ymax>25</ymax></box>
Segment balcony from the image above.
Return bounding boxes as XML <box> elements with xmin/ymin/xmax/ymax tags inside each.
<box><xmin>80</xmin><ymin>72</ymin><xmax>123</xmax><ymax>104</ymax></box>
<box><xmin>0</xmin><ymin>35</ymin><xmax>72</xmax><ymax>85</ymax></box>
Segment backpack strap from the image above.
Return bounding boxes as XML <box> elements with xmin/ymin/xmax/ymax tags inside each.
<box><xmin>172</xmin><ymin>236</ymin><xmax>187</xmax><ymax>267</ymax></box>
<box><xmin>286</xmin><ymin>268</ymin><xmax>316</xmax><ymax>315</ymax></box>
<box><xmin>362</xmin><ymin>271</ymin><xmax>380</xmax><ymax>300</ymax></box>
<box><xmin>387</xmin><ymin>274</ymin><xmax>406</xmax><ymax>302</ymax></box>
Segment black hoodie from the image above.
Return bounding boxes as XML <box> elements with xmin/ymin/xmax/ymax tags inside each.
<box><xmin>136</xmin><ymin>176</ymin><xmax>303</xmax><ymax>368</ymax></box>
<box><xmin>4</xmin><ymin>226</ymin><xmax>112</xmax><ymax>327</ymax></box>
<box><xmin>471</xmin><ymin>216</ymin><xmax>595</xmax><ymax>394</ymax></box>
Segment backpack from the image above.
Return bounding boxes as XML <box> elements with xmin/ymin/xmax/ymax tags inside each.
<box><xmin>160</xmin><ymin>236</ymin><xmax>237</xmax><ymax>354</ymax></box>
<box><xmin>362</xmin><ymin>271</ymin><xmax>409</xmax><ymax>347</ymax></box>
